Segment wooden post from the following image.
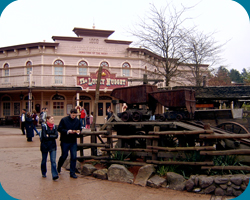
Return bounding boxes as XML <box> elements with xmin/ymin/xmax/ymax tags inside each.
<box><xmin>90</xmin><ymin>65</ymin><xmax>103</xmax><ymax>156</ymax></box>
<box><xmin>151</xmin><ymin>126</ymin><xmax>159</xmax><ymax>161</ymax></box>
<box><xmin>106</xmin><ymin>125</ymin><xmax>113</xmax><ymax>158</ymax></box>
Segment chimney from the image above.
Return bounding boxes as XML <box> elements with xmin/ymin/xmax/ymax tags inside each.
<box><xmin>203</xmin><ymin>76</ymin><xmax>207</xmax><ymax>87</ymax></box>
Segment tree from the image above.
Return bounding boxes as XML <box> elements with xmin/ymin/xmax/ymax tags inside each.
<box><xmin>185</xmin><ymin>31</ymin><xmax>224</xmax><ymax>86</ymax></box>
<box><xmin>208</xmin><ymin>66</ymin><xmax>231</xmax><ymax>86</ymax></box>
<box><xmin>129</xmin><ymin>3</ymin><xmax>194</xmax><ymax>86</ymax></box>
<box><xmin>229</xmin><ymin>69</ymin><xmax>243</xmax><ymax>83</ymax></box>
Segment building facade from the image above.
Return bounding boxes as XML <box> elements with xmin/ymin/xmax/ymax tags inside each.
<box><xmin>0</xmin><ymin>27</ymin><xmax>208</xmax><ymax>125</ymax></box>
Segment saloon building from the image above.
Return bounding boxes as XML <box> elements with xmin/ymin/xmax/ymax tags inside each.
<box><xmin>0</xmin><ymin>27</ymin><xmax>208</xmax><ymax>125</ymax></box>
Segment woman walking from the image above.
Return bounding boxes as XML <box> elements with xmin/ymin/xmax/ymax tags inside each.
<box><xmin>25</xmin><ymin>112</ymin><xmax>34</xmax><ymax>142</ymax></box>
<box><xmin>31</xmin><ymin>109</ymin><xmax>39</xmax><ymax>135</ymax></box>
<box><xmin>40</xmin><ymin>115</ymin><xmax>59</xmax><ymax>180</ymax></box>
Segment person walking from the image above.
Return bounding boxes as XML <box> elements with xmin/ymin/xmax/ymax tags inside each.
<box><xmin>80</xmin><ymin>107</ymin><xmax>86</xmax><ymax>129</ymax></box>
<box><xmin>31</xmin><ymin>109</ymin><xmax>39</xmax><ymax>135</ymax></box>
<box><xmin>20</xmin><ymin>109</ymin><xmax>26</xmax><ymax>135</ymax></box>
<box><xmin>25</xmin><ymin>112</ymin><xmax>34</xmax><ymax>142</ymax></box>
<box><xmin>86</xmin><ymin>114</ymin><xmax>90</xmax><ymax>129</ymax></box>
<box><xmin>57</xmin><ymin>108</ymin><xmax>82</xmax><ymax>179</ymax></box>
<box><xmin>40</xmin><ymin>115</ymin><xmax>59</xmax><ymax>180</ymax></box>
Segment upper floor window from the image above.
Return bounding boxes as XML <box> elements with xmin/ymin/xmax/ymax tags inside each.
<box><xmin>3</xmin><ymin>63</ymin><xmax>9</xmax><ymax>83</ymax></box>
<box><xmin>122</xmin><ymin>62</ymin><xmax>131</xmax><ymax>77</ymax></box>
<box><xmin>26</xmin><ymin>61</ymin><xmax>32</xmax><ymax>66</ymax></box>
<box><xmin>54</xmin><ymin>60</ymin><xmax>64</xmax><ymax>65</ymax></box>
<box><xmin>27</xmin><ymin>67</ymin><xmax>32</xmax><ymax>82</ymax></box>
<box><xmin>54</xmin><ymin>60</ymin><xmax>63</xmax><ymax>84</ymax></box>
<box><xmin>78</xmin><ymin>61</ymin><xmax>88</xmax><ymax>75</ymax></box>
<box><xmin>100</xmin><ymin>61</ymin><xmax>109</xmax><ymax>67</ymax></box>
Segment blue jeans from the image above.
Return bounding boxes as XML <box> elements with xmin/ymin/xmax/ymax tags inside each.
<box><xmin>41</xmin><ymin>150</ymin><xmax>58</xmax><ymax>178</ymax></box>
<box><xmin>58</xmin><ymin>142</ymin><xmax>77</xmax><ymax>176</ymax></box>
<box><xmin>33</xmin><ymin>126</ymin><xmax>39</xmax><ymax>135</ymax></box>
<box><xmin>80</xmin><ymin>118</ymin><xmax>86</xmax><ymax>127</ymax></box>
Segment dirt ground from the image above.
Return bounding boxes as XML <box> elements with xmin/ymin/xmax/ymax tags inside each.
<box><xmin>0</xmin><ymin>126</ymin><xmax>232</xmax><ymax>200</ymax></box>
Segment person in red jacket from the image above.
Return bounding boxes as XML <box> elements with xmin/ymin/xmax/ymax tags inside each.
<box><xmin>80</xmin><ymin>107</ymin><xmax>86</xmax><ymax>129</ymax></box>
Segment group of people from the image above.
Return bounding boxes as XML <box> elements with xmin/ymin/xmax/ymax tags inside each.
<box><xmin>20</xmin><ymin>106</ymin><xmax>110</xmax><ymax>181</ymax></box>
<box><xmin>21</xmin><ymin>108</ymin><xmax>86</xmax><ymax>180</ymax></box>
<box><xmin>79</xmin><ymin>106</ymin><xmax>93</xmax><ymax>129</ymax></box>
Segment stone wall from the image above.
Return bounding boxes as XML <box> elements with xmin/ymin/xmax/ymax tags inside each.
<box><xmin>68</xmin><ymin>161</ymin><xmax>250</xmax><ymax>198</ymax></box>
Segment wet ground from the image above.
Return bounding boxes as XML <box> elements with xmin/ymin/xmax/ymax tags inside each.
<box><xmin>0</xmin><ymin>126</ymin><xmax>230</xmax><ymax>200</ymax></box>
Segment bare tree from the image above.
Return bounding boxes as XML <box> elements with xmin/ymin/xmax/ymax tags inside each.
<box><xmin>184</xmin><ymin>31</ymin><xmax>225</xmax><ymax>86</ymax></box>
<box><xmin>129</xmin><ymin>3</ymin><xmax>194</xmax><ymax>86</ymax></box>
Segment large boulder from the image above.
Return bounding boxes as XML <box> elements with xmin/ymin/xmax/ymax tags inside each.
<box><xmin>93</xmin><ymin>169</ymin><xmax>108</xmax><ymax>180</ymax></box>
<box><xmin>134</xmin><ymin>164</ymin><xmax>155</xmax><ymax>186</ymax></box>
<box><xmin>147</xmin><ymin>175</ymin><xmax>166</xmax><ymax>188</ymax></box>
<box><xmin>81</xmin><ymin>164</ymin><xmax>97</xmax><ymax>175</ymax></box>
<box><xmin>166</xmin><ymin>172</ymin><xmax>186</xmax><ymax>191</ymax></box>
<box><xmin>107</xmin><ymin>164</ymin><xmax>134</xmax><ymax>184</ymax></box>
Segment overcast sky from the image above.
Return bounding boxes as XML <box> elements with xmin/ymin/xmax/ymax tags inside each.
<box><xmin>0</xmin><ymin>0</ymin><xmax>249</xmax><ymax>73</ymax></box>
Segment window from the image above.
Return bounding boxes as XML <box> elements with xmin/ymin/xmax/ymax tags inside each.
<box><xmin>3</xmin><ymin>102</ymin><xmax>10</xmax><ymax>116</ymax></box>
<box><xmin>26</xmin><ymin>61</ymin><xmax>32</xmax><ymax>66</ymax></box>
<box><xmin>27</xmin><ymin>67</ymin><xmax>32</xmax><ymax>82</ymax></box>
<box><xmin>54</xmin><ymin>60</ymin><xmax>63</xmax><ymax>84</ymax></box>
<box><xmin>98</xmin><ymin>103</ymin><xmax>103</xmax><ymax>116</ymax></box>
<box><xmin>53</xmin><ymin>102</ymin><xmax>64</xmax><ymax>116</ymax></box>
<box><xmin>78</xmin><ymin>61</ymin><xmax>88</xmax><ymax>75</ymax></box>
<box><xmin>2</xmin><ymin>96</ymin><xmax>10</xmax><ymax>116</ymax></box>
<box><xmin>3</xmin><ymin>63</ymin><xmax>9</xmax><ymax>83</ymax></box>
<box><xmin>100</xmin><ymin>61</ymin><xmax>109</xmax><ymax>67</ymax></box>
<box><xmin>122</xmin><ymin>62</ymin><xmax>130</xmax><ymax>77</ymax></box>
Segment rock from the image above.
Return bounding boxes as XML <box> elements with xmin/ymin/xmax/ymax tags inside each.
<box><xmin>81</xmin><ymin>164</ymin><xmax>97</xmax><ymax>175</ymax></box>
<box><xmin>199</xmin><ymin>176</ymin><xmax>214</xmax><ymax>189</ymax></box>
<box><xmin>167</xmin><ymin>172</ymin><xmax>186</xmax><ymax>191</ymax></box>
<box><xmin>107</xmin><ymin>164</ymin><xmax>134</xmax><ymax>184</ymax></box>
<box><xmin>134</xmin><ymin>164</ymin><xmax>155</xmax><ymax>186</ymax></box>
<box><xmin>62</xmin><ymin>158</ymin><xmax>70</xmax><ymax>169</ymax></box>
<box><xmin>233</xmin><ymin>189</ymin><xmax>243</xmax><ymax>197</ymax></box>
<box><xmin>241</xmin><ymin>183</ymin><xmax>247</xmax><ymax>190</ymax></box>
<box><xmin>214</xmin><ymin>188</ymin><xmax>225</xmax><ymax>196</ymax></box>
<box><xmin>231</xmin><ymin>184</ymin><xmax>241</xmax><ymax>190</ymax></box>
<box><xmin>204</xmin><ymin>185</ymin><xmax>216</xmax><ymax>194</ymax></box>
<box><xmin>230</xmin><ymin>176</ymin><xmax>242</xmax><ymax>186</ymax></box>
<box><xmin>226</xmin><ymin>187</ymin><xmax>233</xmax><ymax>196</ymax></box>
<box><xmin>243</xmin><ymin>176</ymin><xmax>250</xmax><ymax>185</ymax></box>
<box><xmin>219</xmin><ymin>184</ymin><xmax>227</xmax><ymax>190</ymax></box>
<box><xmin>147</xmin><ymin>175</ymin><xmax>166</xmax><ymax>188</ymax></box>
<box><xmin>186</xmin><ymin>179</ymin><xmax>195</xmax><ymax>192</ymax></box>
<box><xmin>93</xmin><ymin>169</ymin><xmax>108</xmax><ymax>180</ymax></box>
<box><xmin>214</xmin><ymin>176</ymin><xmax>229</xmax><ymax>184</ymax></box>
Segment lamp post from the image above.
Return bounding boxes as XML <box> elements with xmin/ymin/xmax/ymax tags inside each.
<box><xmin>28</xmin><ymin>71</ymin><xmax>32</xmax><ymax>112</ymax></box>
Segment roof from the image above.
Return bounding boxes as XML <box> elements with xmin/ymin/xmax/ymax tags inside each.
<box><xmin>73</xmin><ymin>27</ymin><xmax>115</xmax><ymax>37</ymax></box>
<box><xmin>174</xmin><ymin>86</ymin><xmax>250</xmax><ymax>100</ymax></box>
<box><xmin>0</xmin><ymin>42</ymin><xmax>59</xmax><ymax>52</ymax></box>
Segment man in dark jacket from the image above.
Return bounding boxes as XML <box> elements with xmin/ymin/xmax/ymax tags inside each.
<box><xmin>57</xmin><ymin>108</ymin><xmax>82</xmax><ymax>178</ymax></box>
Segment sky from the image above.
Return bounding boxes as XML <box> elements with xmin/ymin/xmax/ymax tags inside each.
<box><xmin>0</xmin><ymin>0</ymin><xmax>249</xmax><ymax>73</ymax></box>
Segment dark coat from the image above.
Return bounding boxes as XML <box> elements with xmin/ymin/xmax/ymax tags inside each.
<box><xmin>40</xmin><ymin>123</ymin><xmax>58</xmax><ymax>152</ymax></box>
<box><xmin>25</xmin><ymin>116</ymin><xmax>34</xmax><ymax>138</ymax></box>
<box><xmin>58</xmin><ymin>115</ymin><xmax>82</xmax><ymax>143</ymax></box>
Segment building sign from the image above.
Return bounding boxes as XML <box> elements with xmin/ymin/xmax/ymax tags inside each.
<box><xmin>77</xmin><ymin>69</ymin><xmax>128</xmax><ymax>90</ymax></box>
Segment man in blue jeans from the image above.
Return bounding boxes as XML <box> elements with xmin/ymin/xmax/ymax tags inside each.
<box><xmin>57</xmin><ymin>108</ymin><xmax>82</xmax><ymax>178</ymax></box>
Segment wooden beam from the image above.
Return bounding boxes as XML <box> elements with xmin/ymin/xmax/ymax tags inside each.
<box><xmin>77</xmin><ymin>143</ymin><xmax>109</xmax><ymax>148</ymax></box>
<box><xmin>149</xmin><ymin>130</ymin><xmax>213</xmax><ymax>135</ymax></box>
<box><xmin>80</xmin><ymin>130</ymin><xmax>108</xmax><ymax>135</ymax></box>
<box><xmin>199</xmin><ymin>133</ymin><xmax>250</xmax><ymax>139</ymax></box>
<box><xmin>77</xmin><ymin>156</ymin><xmax>109</xmax><ymax>160</ymax></box>
<box><xmin>102</xmin><ymin>135</ymin><xmax>160</xmax><ymax>139</ymax></box>
<box><xmin>101</xmin><ymin>148</ymin><xmax>153</xmax><ymax>152</ymax></box>
<box><xmin>100</xmin><ymin>160</ymin><xmax>147</xmax><ymax>166</ymax></box>
<box><xmin>200</xmin><ymin>149</ymin><xmax>250</xmax><ymax>156</ymax></box>
<box><xmin>147</xmin><ymin>160</ymin><xmax>214</xmax><ymax>166</ymax></box>
<box><xmin>147</xmin><ymin>145</ymin><xmax>216</xmax><ymax>152</ymax></box>
<box><xmin>201</xmin><ymin>166</ymin><xmax>250</xmax><ymax>171</ymax></box>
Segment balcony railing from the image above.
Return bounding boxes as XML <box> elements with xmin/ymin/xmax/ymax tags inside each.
<box><xmin>0</xmin><ymin>75</ymin><xmax>77</xmax><ymax>88</ymax></box>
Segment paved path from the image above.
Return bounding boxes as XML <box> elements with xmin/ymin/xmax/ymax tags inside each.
<box><xmin>0</xmin><ymin>126</ymin><xmax>226</xmax><ymax>200</ymax></box>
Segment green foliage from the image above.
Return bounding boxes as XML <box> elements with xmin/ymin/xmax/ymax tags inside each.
<box><xmin>156</xmin><ymin>164</ymin><xmax>179</xmax><ymax>177</ymax></box>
